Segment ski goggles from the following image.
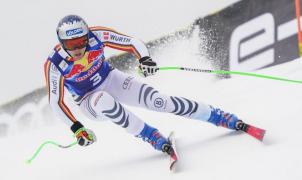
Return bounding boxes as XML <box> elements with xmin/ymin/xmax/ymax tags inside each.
<box><xmin>62</xmin><ymin>35</ymin><xmax>88</xmax><ymax>51</ymax></box>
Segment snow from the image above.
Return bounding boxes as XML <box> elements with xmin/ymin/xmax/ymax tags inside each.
<box><xmin>0</xmin><ymin>0</ymin><xmax>239</xmax><ymax>104</ymax></box>
<box><xmin>1</xmin><ymin>38</ymin><xmax>302</xmax><ymax>179</ymax></box>
<box><xmin>2</xmin><ymin>0</ymin><xmax>302</xmax><ymax>180</ymax></box>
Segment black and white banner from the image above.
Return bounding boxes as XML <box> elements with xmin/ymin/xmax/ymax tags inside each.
<box><xmin>196</xmin><ymin>0</ymin><xmax>300</xmax><ymax>71</ymax></box>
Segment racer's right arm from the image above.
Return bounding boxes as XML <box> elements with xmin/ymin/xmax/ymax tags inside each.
<box><xmin>44</xmin><ymin>60</ymin><xmax>96</xmax><ymax>146</ymax></box>
<box><xmin>44</xmin><ymin>60</ymin><xmax>84</xmax><ymax>133</ymax></box>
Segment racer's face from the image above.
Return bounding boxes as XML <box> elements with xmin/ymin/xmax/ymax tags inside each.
<box><xmin>67</xmin><ymin>47</ymin><xmax>86</xmax><ymax>61</ymax></box>
<box><xmin>62</xmin><ymin>35</ymin><xmax>88</xmax><ymax>51</ymax></box>
<box><xmin>63</xmin><ymin>35</ymin><xmax>88</xmax><ymax>60</ymax></box>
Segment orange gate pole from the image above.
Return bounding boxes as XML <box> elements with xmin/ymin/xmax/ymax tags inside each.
<box><xmin>295</xmin><ymin>0</ymin><xmax>302</xmax><ymax>56</ymax></box>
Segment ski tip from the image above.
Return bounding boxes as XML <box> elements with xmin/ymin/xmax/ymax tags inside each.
<box><xmin>168</xmin><ymin>131</ymin><xmax>175</xmax><ymax>139</ymax></box>
<box><xmin>254</xmin><ymin>130</ymin><xmax>266</xmax><ymax>141</ymax></box>
<box><xmin>167</xmin><ymin>131</ymin><xmax>178</xmax><ymax>172</ymax></box>
<box><xmin>246</xmin><ymin>125</ymin><xmax>266</xmax><ymax>141</ymax></box>
<box><xmin>169</xmin><ymin>152</ymin><xmax>178</xmax><ymax>172</ymax></box>
<box><xmin>170</xmin><ymin>160</ymin><xmax>177</xmax><ymax>171</ymax></box>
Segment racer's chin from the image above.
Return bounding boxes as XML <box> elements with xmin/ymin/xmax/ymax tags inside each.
<box><xmin>67</xmin><ymin>47</ymin><xmax>86</xmax><ymax>61</ymax></box>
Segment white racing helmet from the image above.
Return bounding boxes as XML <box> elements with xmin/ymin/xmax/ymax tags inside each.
<box><xmin>56</xmin><ymin>15</ymin><xmax>89</xmax><ymax>51</ymax></box>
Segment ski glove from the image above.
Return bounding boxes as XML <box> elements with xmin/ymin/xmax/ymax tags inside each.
<box><xmin>139</xmin><ymin>56</ymin><xmax>158</xmax><ymax>77</ymax></box>
<box><xmin>71</xmin><ymin>122</ymin><xmax>97</xmax><ymax>146</ymax></box>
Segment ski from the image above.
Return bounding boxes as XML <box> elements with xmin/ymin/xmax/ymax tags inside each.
<box><xmin>167</xmin><ymin>132</ymin><xmax>178</xmax><ymax>171</ymax></box>
<box><xmin>237</xmin><ymin>122</ymin><xmax>266</xmax><ymax>141</ymax></box>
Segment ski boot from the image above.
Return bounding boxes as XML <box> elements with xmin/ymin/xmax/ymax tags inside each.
<box><xmin>137</xmin><ymin>123</ymin><xmax>172</xmax><ymax>153</ymax></box>
<box><xmin>208</xmin><ymin>106</ymin><xmax>265</xmax><ymax>141</ymax></box>
<box><xmin>207</xmin><ymin>106</ymin><xmax>241</xmax><ymax>130</ymax></box>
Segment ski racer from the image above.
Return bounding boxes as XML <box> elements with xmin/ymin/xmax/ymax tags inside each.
<box><xmin>44</xmin><ymin>15</ymin><xmax>252</xmax><ymax>156</ymax></box>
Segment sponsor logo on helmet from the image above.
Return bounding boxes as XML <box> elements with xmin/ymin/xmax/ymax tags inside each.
<box><xmin>66</xmin><ymin>28</ymin><xmax>84</xmax><ymax>37</ymax></box>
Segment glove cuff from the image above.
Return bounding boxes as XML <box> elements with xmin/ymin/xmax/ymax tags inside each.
<box><xmin>71</xmin><ymin>121</ymin><xmax>84</xmax><ymax>133</ymax></box>
<box><xmin>139</xmin><ymin>56</ymin><xmax>151</xmax><ymax>63</ymax></box>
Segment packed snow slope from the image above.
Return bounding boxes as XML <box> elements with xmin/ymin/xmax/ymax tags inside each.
<box><xmin>1</xmin><ymin>55</ymin><xmax>302</xmax><ymax>180</ymax></box>
<box><xmin>1</xmin><ymin>0</ymin><xmax>302</xmax><ymax>179</ymax></box>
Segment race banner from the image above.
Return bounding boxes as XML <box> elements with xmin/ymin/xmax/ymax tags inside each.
<box><xmin>195</xmin><ymin>0</ymin><xmax>301</xmax><ymax>71</ymax></box>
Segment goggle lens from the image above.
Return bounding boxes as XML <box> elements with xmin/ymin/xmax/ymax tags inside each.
<box><xmin>62</xmin><ymin>35</ymin><xmax>88</xmax><ymax>50</ymax></box>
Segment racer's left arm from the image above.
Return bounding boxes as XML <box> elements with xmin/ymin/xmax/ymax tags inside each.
<box><xmin>90</xmin><ymin>27</ymin><xmax>157</xmax><ymax>76</ymax></box>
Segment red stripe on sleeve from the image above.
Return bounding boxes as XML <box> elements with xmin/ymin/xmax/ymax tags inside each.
<box><xmin>58</xmin><ymin>77</ymin><xmax>77</xmax><ymax>123</ymax></box>
<box><xmin>44</xmin><ymin>60</ymin><xmax>51</xmax><ymax>102</ymax></box>
<box><xmin>103</xmin><ymin>42</ymin><xmax>141</xmax><ymax>59</ymax></box>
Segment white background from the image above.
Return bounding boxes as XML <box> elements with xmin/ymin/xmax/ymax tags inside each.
<box><xmin>0</xmin><ymin>0</ymin><xmax>239</xmax><ymax>104</ymax></box>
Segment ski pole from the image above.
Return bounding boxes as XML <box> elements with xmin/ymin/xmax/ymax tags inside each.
<box><xmin>157</xmin><ymin>66</ymin><xmax>302</xmax><ymax>84</ymax></box>
<box><xmin>26</xmin><ymin>140</ymin><xmax>77</xmax><ymax>164</ymax></box>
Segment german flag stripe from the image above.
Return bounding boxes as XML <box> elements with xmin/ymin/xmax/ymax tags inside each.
<box><xmin>89</xmin><ymin>26</ymin><xmax>131</xmax><ymax>37</ymax></box>
<box><xmin>44</xmin><ymin>60</ymin><xmax>51</xmax><ymax>102</ymax></box>
<box><xmin>58</xmin><ymin>77</ymin><xmax>77</xmax><ymax>123</ymax></box>
<box><xmin>103</xmin><ymin>42</ymin><xmax>141</xmax><ymax>59</ymax></box>
<box><xmin>55</xmin><ymin>44</ymin><xmax>62</xmax><ymax>51</ymax></box>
